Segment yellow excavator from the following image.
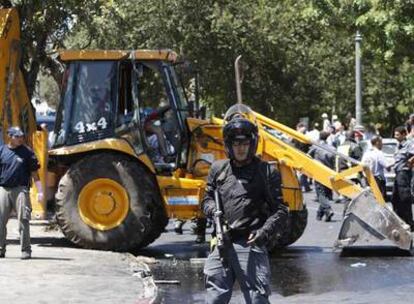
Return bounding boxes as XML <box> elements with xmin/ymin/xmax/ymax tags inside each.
<box><xmin>1</xmin><ymin>7</ymin><xmax>412</xmax><ymax>252</ymax></box>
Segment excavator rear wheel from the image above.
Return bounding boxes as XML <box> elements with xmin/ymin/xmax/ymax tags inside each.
<box><xmin>268</xmin><ymin>206</ymin><xmax>308</xmax><ymax>251</ymax></box>
<box><xmin>55</xmin><ymin>152</ymin><xmax>168</xmax><ymax>251</ymax></box>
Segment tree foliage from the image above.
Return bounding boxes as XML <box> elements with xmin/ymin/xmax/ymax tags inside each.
<box><xmin>3</xmin><ymin>0</ymin><xmax>414</xmax><ymax>132</ymax></box>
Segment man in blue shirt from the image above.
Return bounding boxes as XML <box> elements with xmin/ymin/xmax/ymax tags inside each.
<box><xmin>0</xmin><ymin>126</ymin><xmax>43</xmax><ymax>259</ymax></box>
<box><xmin>392</xmin><ymin>126</ymin><xmax>414</xmax><ymax>232</ymax></box>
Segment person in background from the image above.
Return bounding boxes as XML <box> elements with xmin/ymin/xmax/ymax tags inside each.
<box><xmin>174</xmin><ymin>217</ymin><xmax>207</xmax><ymax>244</ymax></box>
<box><xmin>322</xmin><ymin>113</ymin><xmax>331</xmax><ymax>132</ymax></box>
<box><xmin>0</xmin><ymin>127</ymin><xmax>44</xmax><ymax>260</ymax></box>
<box><xmin>346</xmin><ymin>112</ymin><xmax>357</xmax><ymax>131</ymax></box>
<box><xmin>306</xmin><ymin>122</ymin><xmax>320</xmax><ymax>142</ymax></box>
<box><xmin>374</xmin><ymin>123</ymin><xmax>383</xmax><ymax>137</ymax></box>
<box><xmin>392</xmin><ymin>126</ymin><xmax>414</xmax><ymax>231</ymax></box>
<box><xmin>361</xmin><ymin>136</ymin><xmax>393</xmax><ymax>200</ymax></box>
<box><xmin>333</xmin><ymin>122</ymin><xmax>346</xmax><ymax>146</ymax></box>
<box><xmin>327</xmin><ymin>125</ymin><xmax>339</xmax><ymax>147</ymax></box>
<box><xmin>309</xmin><ymin>131</ymin><xmax>336</xmax><ymax>221</ymax></box>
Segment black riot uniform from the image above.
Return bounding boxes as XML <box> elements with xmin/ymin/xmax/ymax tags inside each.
<box><xmin>308</xmin><ymin>132</ymin><xmax>336</xmax><ymax>221</ymax></box>
<box><xmin>392</xmin><ymin>138</ymin><xmax>414</xmax><ymax>231</ymax></box>
<box><xmin>202</xmin><ymin>117</ymin><xmax>288</xmax><ymax>304</ymax></box>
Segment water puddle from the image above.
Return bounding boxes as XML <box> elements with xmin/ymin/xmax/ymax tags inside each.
<box><xmin>148</xmin><ymin>246</ymin><xmax>414</xmax><ymax>303</ymax></box>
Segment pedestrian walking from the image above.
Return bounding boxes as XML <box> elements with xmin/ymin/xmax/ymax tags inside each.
<box><xmin>336</xmin><ymin>130</ymin><xmax>364</xmax><ymax>170</ymax></box>
<box><xmin>392</xmin><ymin>126</ymin><xmax>414</xmax><ymax>231</ymax></box>
<box><xmin>308</xmin><ymin>131</ymin><xmax>336</xmax><ymax>221</ymax></box>
<box><xmin>361</xmin><ymin>136</ymin><xmax>392</xmax><ymax>200</ymax></box>
<box><xmin>0</xmin><ymin>127</ymin><xmax>43</xmax><ymax>259</ymax></box>
<box><xmin>306</xmin><ymin>122</ymin><xmax>320</xmax><ymax>142</ymax></box>
<box><xmin>322</xmin><ymin>113</ymin><xmax>331</xmax><ymax>132</ymax></box>
<box><xmin>202</xmin><ymin>116</ymin><xmax>288</xmax><ymax>303</ymax></box>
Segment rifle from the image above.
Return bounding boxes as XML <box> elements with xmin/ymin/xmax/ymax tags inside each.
<box><xmin>214</xmin><ymin>189</ymin><xmax>227</xmax><ymax>270</ymax></box>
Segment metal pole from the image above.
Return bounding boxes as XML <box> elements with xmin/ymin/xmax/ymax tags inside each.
<box><xmin>235</xmin><ymin>55</ymin><xmax>242</xmax><ymax>104</ymax></box>
<box><xmin>355</xmin><ymin>31</ymin><xmax>362</xmax><ymax>126</ymax></box>
<box><xmin>195</xmin><ymin>71</ymin><xmax>200</xmax><ymax>116</ymax></box>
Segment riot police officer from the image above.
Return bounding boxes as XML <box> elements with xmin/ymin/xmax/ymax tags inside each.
<box><xmin>202</xmin><ymin>116</ymin><xmax>288</xmax><ymax>304</ymax></box>
<box><xmin>392</xmin><ymin>126</ymin><xmax>414</xmax><ymax>231</ymax></box>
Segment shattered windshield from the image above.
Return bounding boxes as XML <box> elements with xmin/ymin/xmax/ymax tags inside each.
<box><xmin>54</xmin><ymin>61</ymin><xmax>117</xmax><ymax>146</ymax></box>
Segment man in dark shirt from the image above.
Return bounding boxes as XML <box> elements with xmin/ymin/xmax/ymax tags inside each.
<box><xmin>202</xmin><ymin>117</ymin><xmax>288</xmax><ymax>303</ymax></box>
<box><xmin>308</xmin><ymin>131</ymin><xmax>336</xmax><ymax>221</ymax></box>
<box><xmin>392</xmin><ymin>126</ymin><xmax>414</xmax><ymax>231</ymax></box>
<box><xmin>0</xmin><ymin>126</ymin><xmax>43</xmax><ymax>259</ymax></box>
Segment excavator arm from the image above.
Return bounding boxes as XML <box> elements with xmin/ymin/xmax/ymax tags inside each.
<box><xmin>254</xmin><ymin>110</ymin><xmax>385</xmax><ymax>204</ymax></box>
<box><xmin>0</xmin><ymin>8</ymin><xmax>36</xmax><ymax>139</ymax></box>
<box><xmin>223</xmin><ymin>104</ymin><xmax>412</xmax><ymax>251</ymax></box>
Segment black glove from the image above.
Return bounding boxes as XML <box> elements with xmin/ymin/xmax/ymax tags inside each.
<box><xmin>247</xmin><ymin>229</ymin><xmax>267</xmax><ymax>247</ymax></box>
<box><xmin>205</xmin><ymin>206</ymin><xmax>217</xmax><ymax>218</ymax></box>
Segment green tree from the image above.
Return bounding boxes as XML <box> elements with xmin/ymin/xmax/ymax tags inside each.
<box><xmin>1</xmin><ymin>0</ymin><xmax>102</xmax><ymax>99</ymax></box>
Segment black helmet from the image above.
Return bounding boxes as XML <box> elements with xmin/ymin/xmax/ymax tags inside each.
<box><xmin>223</xmin><ymin>117</ymin><xmax>258</xmax><ymax>161</ymax></box>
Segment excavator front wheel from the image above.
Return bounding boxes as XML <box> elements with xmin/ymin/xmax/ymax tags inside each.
<box><xmin>268</xmin><ymin>206</ymin><xmax>308</xmax><ymax>251</ymax></box>
<box><xmin>55</xmin><ymin>152</ymin><xmax>168</xmax><ymax>251</ymax></box>
<box><xmin>78</xmin><ymin>178</ymin><xmax>130</xmax><ymax>231</ymax></box>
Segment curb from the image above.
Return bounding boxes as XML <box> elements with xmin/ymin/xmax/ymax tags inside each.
<box><xmin>123</xmin><ymin>253</ymin><xmax>160</xmax><ymax>303</ymax></box>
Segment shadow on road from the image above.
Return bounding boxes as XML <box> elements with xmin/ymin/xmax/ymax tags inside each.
<box><xmin>3</xmin><ymin>256</ymin><xmax>73</xmax><ymax>261</ymax></box>
<box><xmin>340</xmin><ymin>245</ymin><xmax>413</xmax><ymax>257</ymax></box>
<box><xmin>7</xmin><ymin>237</ymin><xmax>78</xmax><ymax>249</ymax></box>
<box><xmin>133</xmin><ymin>241</ymin><xmax>210</xmax><ymax>260</ymax></box>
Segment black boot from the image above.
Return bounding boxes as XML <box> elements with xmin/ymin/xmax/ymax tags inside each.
<box><xmin>316</xmin><ymin>211</ymin><xmax>324</xmax><ymax>221</ymax></box>
<box><xmin>174</xmin><ymin>219</ymin><xmax>185</xmax><ymax>234</ymax></box>
<box><xmin>194</xmin><ymin>217</ymin><xmax>207</xmax><ymax>243</ymax></box>
<box><xmin>325</xmin><ymin>210</ymin><xmax>334</xmax><ymax>222</ymax></box>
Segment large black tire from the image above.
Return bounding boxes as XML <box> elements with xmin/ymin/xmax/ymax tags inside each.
<box><xmin>268</xmin><ymin>206</ymin><xmax>308</xmax><ymax>252</ymax></box>
<box><xmin>55</xmin><ymin>152</ymin><xmax>168</xmax><ymax>251</ymax></box>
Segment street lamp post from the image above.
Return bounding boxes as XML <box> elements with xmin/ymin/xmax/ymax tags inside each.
<box><xmin>355</xmin><ymin>31</ymin><xmax>362</xmax><ymax>126</ymax></box>
<box><xmin>235</xmin><ymin>55</ymin><xmax>243</xmax><ymax>104</ymax></box>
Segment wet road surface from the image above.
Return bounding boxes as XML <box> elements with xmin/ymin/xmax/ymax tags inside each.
<box><xmin>136</xmin><ymin>192</ymin><xmax>414</xmax><ymax>303</ymax></box>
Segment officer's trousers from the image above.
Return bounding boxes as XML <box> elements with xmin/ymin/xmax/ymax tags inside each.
<box><xmin>204</xmin><ymin>239</ymin><xmax>271</xmax><ymax>304</ymax></box>
<box><xmin>315</xmin><ymin>182</ymin><xmax>333</xmax><ymax>216</ymax></box>
<box><xmin>392</xmin><ymin>170</ymin><xmax>414</xmax><ymax>229</ymax></box>
<box><xmin>0</xmin><ymin>186</ymin><xmax>32</xmax><ymax>253</ymax></box>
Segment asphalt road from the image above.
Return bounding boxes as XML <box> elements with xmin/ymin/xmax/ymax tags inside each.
<box><xmin>139</xmin><ymin>191</ymin><xmax>414</xmax><ymax>304</ymax></box>
<box><xmin>0</xmin><ymin>219</ymin><xmax>155</xmax><ymax>304</ymax></box>
<box><xmin>1</xmin><ymin>190</ymin><xmax>413</xmax><ymax>304</ymax></box>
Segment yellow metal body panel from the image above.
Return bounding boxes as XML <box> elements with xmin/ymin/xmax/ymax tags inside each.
<box><xmin>49</xmin><ymin>138</ymin><xmax>156</xmax><ymax>174</ymax></box>
<box><xmin>157</xmin><ymin>175</ymin><xmax>206</xmax><ymax>219</ymax></box>
<box><xmin>59</xmin><ymin>50</ymin><xmax>129</xmax><ymax>61</ymax></box>
<box><xmin>30</xmin><ymin>129</ymin><xmax>48</xmax><ymax>219</ymax></box>
<box><xmin>0</xmin><ymin>8</ymin><xmax>36</xmax><ymax>141</ymax></box>
<box><xmin>59</xmin><ymin>49</ymin><xmax>178</xmax><ymax>62</ymax></box>
<box><xmin>186</xmin><ymin>117</ymin><xmax>226</xmax><ymax>178</ymax></box>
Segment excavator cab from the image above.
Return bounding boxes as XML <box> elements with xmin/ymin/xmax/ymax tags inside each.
<box><xmin>51</xmin><ymin>51</ymin><xmax>189</xmax><ymax>172</ymax></box>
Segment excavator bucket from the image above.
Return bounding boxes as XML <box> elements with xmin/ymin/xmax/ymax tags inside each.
<box><xmin>335</xmin><ymin>189</ymin><xmax>412</xmax><ymax>250</ymax></box>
